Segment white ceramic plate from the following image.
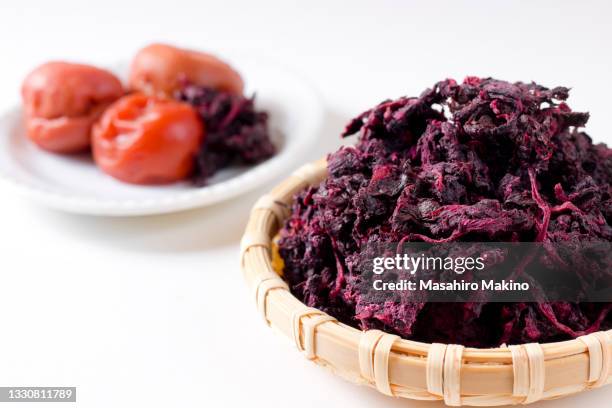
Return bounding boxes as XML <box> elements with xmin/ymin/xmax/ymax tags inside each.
<box><xmin>0</xmin><ymin>55</ymin><xmax>323</xmax><ymax>216</ymax></box>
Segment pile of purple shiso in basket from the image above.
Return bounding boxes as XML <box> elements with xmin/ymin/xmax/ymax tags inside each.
<box><xmin>176</xmin><ymin>85</ymin><xmax>275</xmax><ymax>185</ymax></box>
<box><xmin>278</xmin><ymin>77</ymin><xmax>612</xmax><ymax>347</ymax></box>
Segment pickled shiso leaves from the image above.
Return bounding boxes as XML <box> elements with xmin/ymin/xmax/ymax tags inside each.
<box><xmin>176</xmin><ymin>85</ymin><xmax>275</xmax><ymax>184</ymax></box>
<box><xmin>278</xmin><ymin>77</ymin><xmax>612</xmax><ymax>347</ymax></box>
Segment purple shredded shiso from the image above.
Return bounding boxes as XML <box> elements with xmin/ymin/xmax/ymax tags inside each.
<box><xmin>278</xmin><ymin>77</ymin><xmax>612</xmax><ymax>347</ymax></box>
<box><xmin>176</xmin><ymin>85</ymin><xmax>275</xmax><ymax>185</ymax></box>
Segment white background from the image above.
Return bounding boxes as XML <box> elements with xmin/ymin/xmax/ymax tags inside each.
<box><xmin>0</xmin><ymin>1</ymin><xmax>611</xmax><ymax>407</ymax></box>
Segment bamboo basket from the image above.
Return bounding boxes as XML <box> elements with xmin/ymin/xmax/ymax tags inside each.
<box><xmin>240</xmin><ymin>157</ymin><xmax>612</xmax><ymax>406</ymax></box>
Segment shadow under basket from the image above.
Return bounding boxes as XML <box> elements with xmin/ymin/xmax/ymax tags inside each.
<box><xmin>240</xmin><ymin>157</ymin><xmax>612</xmax><ymax>406</ymax></box>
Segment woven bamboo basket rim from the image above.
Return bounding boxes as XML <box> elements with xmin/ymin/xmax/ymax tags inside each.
<box><xmin>240</xmin><ymin>157</ymin><xmax>612</xmax><ymax>406</ymax></box>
